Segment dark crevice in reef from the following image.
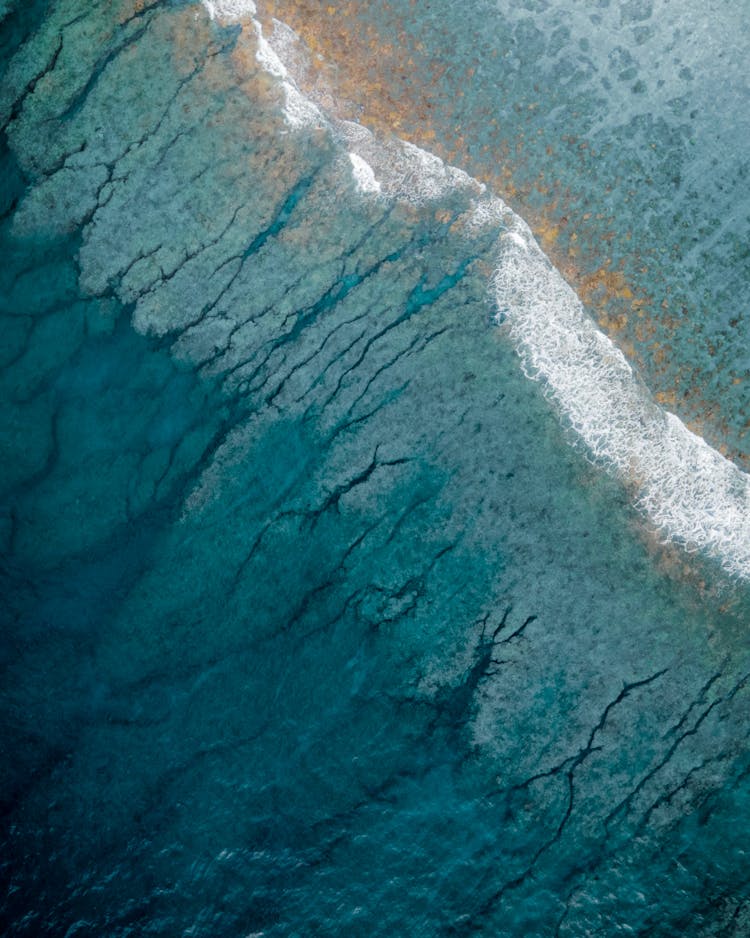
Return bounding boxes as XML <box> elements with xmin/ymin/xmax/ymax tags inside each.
<box><xmin>0</xmin><ymin>12</ymin><xmax>61</xmax><ymax>138</ymax></box>
<box><xmin>0</xmin><ymin>131</ymin><xmax>25</xmax><ymax>222</ymax></box>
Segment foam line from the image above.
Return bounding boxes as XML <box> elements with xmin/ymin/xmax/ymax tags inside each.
<box><xmin>202</xmin><ymin>0</ymin><xmax>323</xmax><ymax>129</ymax></box>
<box><xmin>338</xmin><ymin>121</ymin><xmax>481</xmax><ymax>204</ymax></box>
<box><xmin>201</xmin><ymin>3</ymin><xmax>750</xmax><ymax>581</ymax></box>
<box><xmin>492</xmin><ymin>212</ymin><xmax>750</xmax><ymax>580</ymax></box>
<box><xmin>201</xmin><ymin>0</ymin><xmax>257</xmax><ymax>22</ymax></box>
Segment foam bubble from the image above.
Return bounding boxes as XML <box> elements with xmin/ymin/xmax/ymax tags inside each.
<box><xmin>254</xmin><ymin>24</ymin><xmax>287</xmax><ymax>80</ymax></box>
<box><xmin>201</xmin><ymin>0</ymin><xmax>256</xmax><ymax>22</ymax></box>
<box><xmin>201</xmin><ymin>3</ymin><xmax>323</xmax><ymax>129</ymax></box>
<box><xmin>462</xmin><ymin>196</ymin><xmax>512</xmax><ymax>235</ymax></box>
<box><xmin>251</xmin><ymin>21</ymin><xmax>324</xmax><ymax>129</ymax></box>
<box><xmin>337</xmin><ymin>121</ymin><xmax>482</xmax><ymax>204</ymax></box>
<box><xmin>257</xmin><ymin>20</ymin><xmax>481</xmax><ymax>204</ymax></box>
<box><xmin>348</xmin><ymin>152</ymin><xmax>382</xmax><ymax>194</ymax></box>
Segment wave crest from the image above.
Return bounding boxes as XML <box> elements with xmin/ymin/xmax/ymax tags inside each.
<box><xmin>493</xmin><ymin>218</ymin><xmax>750</xmax><ymax>579</ymax></box>
<box><xmin>204</xmin><ymin>2</ymin><xmax>750</xmax><ymax>581</ymax></box>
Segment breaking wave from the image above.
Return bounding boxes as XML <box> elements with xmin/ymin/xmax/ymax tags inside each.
<box><xmin>492</xmin><ymin>216</ymin><xmax>750</xmax><ymax>580</ymax></box>
<box><xmin>202</xmin><ymin>1</ymin><xmax>750</xmax><ymax>581</ymax></box>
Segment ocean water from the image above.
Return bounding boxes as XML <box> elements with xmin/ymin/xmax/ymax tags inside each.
<box><xmin>1</xmin><ymin>2</ymin><xmax>750</xmax><ymax>936</ymax></box>
<box><xmin>258</xmin><ymin>0</ymin><xmax>750</xmax><ymax>467</ymax></box>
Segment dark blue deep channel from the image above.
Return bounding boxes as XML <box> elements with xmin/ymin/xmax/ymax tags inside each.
<box><xmin>2</xmin><ymin>2</ymin><xmax>750</xmax><ymax>935</ymax></box>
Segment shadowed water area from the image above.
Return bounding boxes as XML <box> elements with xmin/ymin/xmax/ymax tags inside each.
<box><xmin>1</xmin><ymin>2</ymin><xmax>750</xmax><ymax>935</ymax></box>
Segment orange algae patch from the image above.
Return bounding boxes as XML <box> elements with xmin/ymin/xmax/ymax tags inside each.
<box><xmin>117</xmin><ymin>0</ymin><xmax>149</xmax><ymax>24</ymax></box>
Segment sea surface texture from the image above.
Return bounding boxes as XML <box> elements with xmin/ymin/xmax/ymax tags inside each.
<box><xmin>258</xmin><ymin>0</ymin><xmax>750</xmax><ymax>468</ymax></box>
<box><xmin>1</xmin><ymin>1</ymin><xmax>750</xmax><ymax>936</ymax></box>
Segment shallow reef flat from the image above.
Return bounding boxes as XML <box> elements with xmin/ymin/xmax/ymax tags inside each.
<box><xmin>1</xmin><ymin>2</ymin><xmax>750</xmax><ymax>936</ymax></box>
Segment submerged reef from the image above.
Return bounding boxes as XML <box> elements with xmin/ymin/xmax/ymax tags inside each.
<box><xmin>1</xmin><ymin>2</ymin><xmax>750</xmax><ymax>935</ymax></box>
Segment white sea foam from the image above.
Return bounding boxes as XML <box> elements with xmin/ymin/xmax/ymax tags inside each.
<box><xmin>201</xmin><ymin>0</ymin><xmax>256</xmax><ymax>22</ymax></box>
<box><xmin>253</xmin><ymin>23</ymin><xmax>287</xmax><ymax>79</ymax></box>
<box><xmin>202</xmin><ymin>2</ymin><xmax>322</xmax><ymax>129</ymax></box>
<box><xmin>460</xmin><ymin>195</ymin><xmax>514</xmax><ymax>238</ymax></box>
<box><xmin>203</xmin><ymin>5</ymin><xmax>750</xmax><ymax>581</ymax></box>
<box><xmin>256</xmin><ymin>17</ymin><xmax>480</xmax><ymax>204</ymax></box>
<box><xmin>492</xmin><ymin>217</ymin><xmax>750</xmax><ymax>580</ymax></box>
<box><xmin>251</xmin><ymin>21</ymin><xmax>323</xmax><ymax>129</ymax></box>
<box><xmin>338</xmin><ymin>121</ymin><xmax>482</xmax><ymax>204</ymax></box>
<box><xmin>348</xmin><ymin>152</ymin><xmax>382</xmax><ymax>194</ymax></box>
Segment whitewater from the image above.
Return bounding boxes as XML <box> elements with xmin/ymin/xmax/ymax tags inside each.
<box><xmin>203</xmin><ymin>0</ymin><xmax>750</xmax><ymax>582</ymax></box>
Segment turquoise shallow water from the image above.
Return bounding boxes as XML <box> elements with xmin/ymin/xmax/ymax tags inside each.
<box><xmin>1</xmin><ymin>2</ymin><xmax>750</xmax><ymax>935</ymax></box>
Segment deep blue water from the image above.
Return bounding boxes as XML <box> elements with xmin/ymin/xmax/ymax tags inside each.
<box><xmin>2</xmin><ymin>2</ymin><xmax>750</xmax><ymax>935</ymax></box>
